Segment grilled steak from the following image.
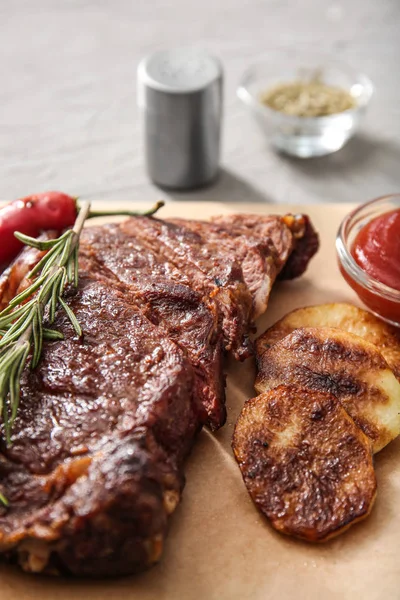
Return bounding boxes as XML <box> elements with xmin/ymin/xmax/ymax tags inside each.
<box><xmin>0</xmin><ymin>226</ymin><xmax>226</xmax><ymax>430</ymax></box>
<box><xmin>0</xmin><ymin>211</ymin><xmax>319</xmax><ymax>577</ymax></box>
<box><xmin>210</xmin><ymin>214</ymin><xmax>320</xmax><ymax>284</ymax></box>
<box><xmin>0</xmin><ymin>273</ymin><xmax>201</xmax><ymax>576</ymax></box>
<box><xmin>120</xmin><ymin>217</ymin><xmax>254</xmax><ymax>361</ymax></box>
<box><xmin>169</xmin><ymin>214</ymin><xmax>314</xmax><ymax>318</ymax></box>
<box><xmin>79</xmin><ymin>224</ymin><xmax>225</xmax><ymax>430</ymax></box>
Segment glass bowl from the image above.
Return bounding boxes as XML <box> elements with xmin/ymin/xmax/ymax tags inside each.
<box><xmin>237</xmin><ymin>56</ymin><xmax>373</xmax><ymax>158</ymax></box>
<box><xmin>336</xmin><ymin>195</ymin><xmax>400</xmax><ymax>327</ymax></box>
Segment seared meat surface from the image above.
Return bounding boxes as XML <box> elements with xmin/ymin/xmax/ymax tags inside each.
<box><xmin>0</xmin><ymin>211</ymin><xmax>319</xmax><ymax>576</ymax></box>
<box><xmin>210</xmin><ymin>213</ymin><xmax>320</xmax><ymax>284</ymax></box>
<box><xmin>80</xmin><ymin>225</ymin><xmax>225</xmax><ymax>429</ymax></box>
<box><xmin>0</xmin><ymin>275</ymin><xmax>200</xmax><ymax>576</ymax></box>
<box><xmin>121</xmin><ymin>217</ymin><xmax>254</xmax><ymax>360</ymax></box>
<box><xmin>170</xmin><ymin>216</ymin><xmax>298</xmax><ymax>318</ymax></box>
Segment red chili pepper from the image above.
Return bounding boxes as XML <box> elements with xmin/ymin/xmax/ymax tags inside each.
<box><xmin>0</xmin><ymin>192</ymin><xmax>164</xmax><ymax>267</ymax></box>
<box><xmin>0</xmin><ymin>192</ymin><xmax>77</xmax><ymax>265</ymax></box>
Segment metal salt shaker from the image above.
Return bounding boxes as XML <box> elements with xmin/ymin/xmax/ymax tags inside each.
<box><xmin>137</xmin><ymin>47</ymin><xmax>223</xmax><ymax>189</ymax></box>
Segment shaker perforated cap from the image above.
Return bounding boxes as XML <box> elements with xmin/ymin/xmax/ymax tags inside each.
<box><xmin>137</xmin><ymin>47</ymin><xmax>223</xmax><ymax>189</ymax></box>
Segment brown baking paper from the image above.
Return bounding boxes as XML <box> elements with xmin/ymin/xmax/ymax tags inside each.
<box><xmin>0</xmin><ymin>201</ymin><xmax>399</xmax><ymax>600</ymax></box>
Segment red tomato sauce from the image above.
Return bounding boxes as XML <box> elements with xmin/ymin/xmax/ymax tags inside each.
<box><xmin>351</xmin><ymin>209</ymin><xmax>400</xmax><ymax>291</ymax></box>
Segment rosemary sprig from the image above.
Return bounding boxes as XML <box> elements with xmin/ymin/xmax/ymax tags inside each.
<box><xmin>0</xmin><ymin>201</ymin><xmax>91</xmax><ymax>446</ymax></box>
<box><xmin>86</xmin><ymin>200</ymin><xmax>165</xmax><ymax>219</ymax></box>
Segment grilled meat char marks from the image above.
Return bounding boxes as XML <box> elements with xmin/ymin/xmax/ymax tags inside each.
<box><xmin>80</xmin><ymin>224</ymin><xmax>225</xmax><ymax>429</ymax></box>
<box><xmin>0</xmin><ymin>211</ymin><xmax>319</xmax><ymax>576</ymax></box>
<box><xmin>211</xmin><ymin>213</ymin><xmax>320</xmax><ymax>283</ymax></box>
<box><xmin>0</xmin><ymin>275</ymin><xmax>199</xmax><ymax>576</ymax></box>
<box><xmin>170</xmin><ymin>216</ymin><xmax>294</xmax><ymax>318</ymax></box>
<box><xmin>121</xmin><ymin>217</ymin><xmax>254</xmax><ymax>361</ymax></box>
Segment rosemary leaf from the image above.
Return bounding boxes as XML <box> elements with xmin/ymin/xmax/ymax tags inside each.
<box><xmin>0</xmin><ymin>342</ymin><xmax>29</xmax><ymax>443</ymax></box>
<box><xmin>14</xmin><ymin>232</ymin><xmax>60</xmax><ymax>250</ymax></box>
<box><xmin>66</xmin><ymin>252</ymin><xmax>74</xmax><ymax>282</ymax></box>
<box><xmin>43</xmin><ymin>328</ymin><xmax>64</xmax><ymax>341</ymax></box>
<box><xmin>10</xmin><ymin>344</ymin><xmax>29</xmax><ymax>423</ymax></box>
<box><xmin>58</xmin><ymin>233</ymin><xmax>73</xmax><ymax>269</ymax></box>
<box><xmin>49</xmin><ymin>270</ymin><xmax>63</xmax><ymax>323</ymax></box>
<box><xmin>37</xmin><ymin>268</ymin><xmax>64</xmax><ymax>305</ymax></box>
<box><xmin>0</xmin><ymin>372</ymin><xmax>8</xmax><ymax>402</ymax></box>
<box><xmin>7</xmin><ymin>275</ymin><xmax>47</xmax><ymax>309</ymax></box>
<box><xmin>0</xmin><ymin>298</ymin><xmax>36</xmax><ymax>326</ymax></box>
<box><xmin>42</xmin><ymin>241</ymin><xmax>68</xmax><ymax>277</ymax></box>
<box><xmin>59</xmin><ymin>297</ymin><xmax>82</xmax><ymax>337</ymax></box>
<box><xmin>8</xmin><ymin>358</ymin><xmax>20</xmax><ymax>418</ymax></box>
<box><xmin>0</xmin><ymin>345</ymin><xmax>24</xmax><ymax>378</ymax></box>
<box><xmin>27</xmin><ymin>240</ymin><xmax>61</xmax><ymax>279</ymax></box>
<box><xmin>0</xmin><ymin>311</ymin><xmax>34</xmax><ymax>348</ymax></box>
<box><xmin>0</xmin><ymin>493</ymin><xmax>8</xmax><ymax>507</ymax></box>
<box><xmin>31</xmin><ymin>306</ymin><xmax>43</xmax><ymax>369</ymax></box>
<box><xmin>13</xmin><ymin>232</ymin><xmax>46</xmax><ymax>249</ymax></box>
<box><xmin>61</xmin><ymin>267</ymin><xmax>68</xmax><ymax>292</ymax></box>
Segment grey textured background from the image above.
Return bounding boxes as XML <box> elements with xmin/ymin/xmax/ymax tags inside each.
<box><xmin>1</xmin><ymin>0</ymin><xmax>399</xmax><ymax>205</ymax></box>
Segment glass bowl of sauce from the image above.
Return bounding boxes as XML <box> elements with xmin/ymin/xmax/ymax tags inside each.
<box><xmin>336</xmin><ymin>195</ymin><xmax>400</xmax><ymax>326</ymax></box>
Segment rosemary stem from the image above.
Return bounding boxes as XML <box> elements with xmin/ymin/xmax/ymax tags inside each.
<box><xmin>87</xmin><ymin>200</ymin><xmax>164</xmax><ymax>219</ymax></box>
<box><xmin>73</xmin><ymin>200</ymin><xmax>91</xmax><ymax>237</ymax></box>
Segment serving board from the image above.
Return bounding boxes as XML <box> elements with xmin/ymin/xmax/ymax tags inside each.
<box><xmin>1</xmin><ymin>201</ymin><xmax>399</xmax><ymax>600</ymax></box>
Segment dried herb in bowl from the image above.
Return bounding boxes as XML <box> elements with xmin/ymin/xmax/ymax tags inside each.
<box><xmin>260</xmin><ymin>74</ymin><xmax>356</xmax><ymax>118</ymax></box>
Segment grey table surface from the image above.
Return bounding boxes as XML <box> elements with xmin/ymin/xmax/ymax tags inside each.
<box><xmin>1</xmin><ymin>0</ymin><xmax>399</xmax><ymax>206</ymax></box>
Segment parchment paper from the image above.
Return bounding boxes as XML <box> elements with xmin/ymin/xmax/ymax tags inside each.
<box><xmin>1</xmin><ymin>202</ymin><xmax>399</xmax><ymax>600</ymax></box>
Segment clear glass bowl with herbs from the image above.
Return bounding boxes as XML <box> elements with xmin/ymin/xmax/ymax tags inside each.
<box><xmin>237</xmin><ymin>57</ymin><xmax>373</xmax><ymax>158</ymax></box>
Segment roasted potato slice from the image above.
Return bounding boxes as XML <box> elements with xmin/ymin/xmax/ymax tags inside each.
<box><xmin>256</xmin><ymin>327</ymin><xmax>400</xmax><ymax>453</ymax></box>
<box><xmin>256</xmin><ymin>302</ymin><xmax>400</xmax><ymax>380</ymax></box>
<box><xmin>232</xmin><ymin>385</ymin><xmax>377</xmax><ymax>542</ymax></box>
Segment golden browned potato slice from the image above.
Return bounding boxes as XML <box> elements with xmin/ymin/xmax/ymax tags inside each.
<box><xmin>232</xmin><ymin>385</ymin><xmax>377</xmax><ymax>542</ymax></box>
<box><xmin>256</xmin><ymin>303</ymin><xmax>400</xmax><ymax>380</ymax></box>
<box><xmin>255</xmin><ymin>327</ymin><xmax>400</xmax><ymax>453</ymax></box>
